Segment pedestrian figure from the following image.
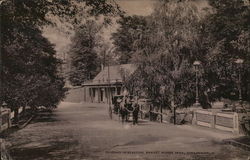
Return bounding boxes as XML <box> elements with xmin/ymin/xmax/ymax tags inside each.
<box><xmin>116</xmin><ymin>96</ymin><xmax>122</xmax><ymax>115</ymax></box>
<box><xmin>132</xmin><ymin>96</ymin><xmax>140</xmax><ymax>125</ymax></box>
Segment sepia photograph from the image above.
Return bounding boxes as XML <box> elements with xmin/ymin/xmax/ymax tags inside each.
<box><xmin>0</xmin><ymin>0</ymin><xmax>250</xmax><ymax>159</ymax></box>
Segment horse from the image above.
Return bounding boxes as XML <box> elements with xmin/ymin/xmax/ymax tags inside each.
<box><xmin>119</xmin><ymin>96</ymin><xmax>129</xmax><ymax>123</ymax></box>
<box><xmin>119</xmin><ymin>96</ymin><xmax>141</xmax><ymax>125</ymax></box>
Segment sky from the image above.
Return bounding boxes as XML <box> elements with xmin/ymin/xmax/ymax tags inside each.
<box><xmin>116</xmin><ymin>0</ymin><xmax>209</xmax><ymax>16</ymax></box>
<box><xmin>43</xmin><ymin>0</ymin><xmax>210</xmax><ymax>58</ymax></box>
<box><xmin>116</xmin><ymin>0</ymin><xmax>157</xmax><ymax>16</ymax></box>
<box><xmin>43</xmin><ymin>0</ymin><xmax>158</xmax><ymax>57</ymax></box>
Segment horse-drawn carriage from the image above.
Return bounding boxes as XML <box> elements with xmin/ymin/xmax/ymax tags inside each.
<box><xmin>112</xmin><ymin>95</ymin><xmax>140</xmax><ymax>124</ymax></box>
<box><xmin>112</xmin><ymin>95</ymin><xmax>190</xmax><ymax>125</ymax></box>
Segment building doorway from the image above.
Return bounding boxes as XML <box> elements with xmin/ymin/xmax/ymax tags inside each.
<box><xmin>100</xmin><ymin>88</ymin><xmax>104</xmax><ymax>102</ymax></box>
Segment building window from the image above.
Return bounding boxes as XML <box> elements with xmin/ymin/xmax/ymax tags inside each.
<box><xmin>117</xmin><ymin>87</ymin><xmax>121</xmax><ymax>95</ymax></box>
<box><xmin>92</xmin><ymin>88</ymin><xmax>95</xmax><ymax>97</ymax></box>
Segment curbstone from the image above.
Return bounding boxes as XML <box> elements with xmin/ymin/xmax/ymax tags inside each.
<box><xmin>223</xmin><ymin>139</ymin><xmax>250</xmax><ymax>151</ymax></box>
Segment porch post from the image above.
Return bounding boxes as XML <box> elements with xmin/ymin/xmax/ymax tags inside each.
<box><xmin>106</xmin><ymin>87</ymin><xmax>108</xmax><ymax>104</ymax></box>
<box><xmin>89</xmin><ymin>88</ymin><xmax>93</xmax><ymax>102</ymax></box>
<box><xmin>98</xmin><ymin>88</ymin><xmax>101</xmax><ymax>103</ymax></box>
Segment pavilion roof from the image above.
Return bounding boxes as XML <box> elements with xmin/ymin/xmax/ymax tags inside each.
<box><xmin>83</xmin><ymin>64</ymin><xmax>136</xmax><ymax>86</ymax></box>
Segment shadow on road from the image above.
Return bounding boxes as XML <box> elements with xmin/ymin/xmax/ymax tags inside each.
<box><xmin>32</xmin><ymin>112</ymin><xmax>60</xmax><ymax>123</ymax></box>
<box><xmin>9</xmin><ymin>140</ymin><xmax>80</xmax><ymax>160</ymax></box>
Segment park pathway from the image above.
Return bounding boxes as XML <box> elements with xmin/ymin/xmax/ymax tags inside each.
<box><xmin>4</xmin><ymin>102</ymin><xmax>250</xmax><ymax>160</ymax></box>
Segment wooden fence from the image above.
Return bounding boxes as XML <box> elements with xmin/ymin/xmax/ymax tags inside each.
<box><xmin>0</xmin><ymin>109</ymin><xmax>12</xmax><ymax>133</ymax></box>
<box><xmin>193</xmin><ymin>109</ymin><xmax>240</xmax><ymax>134</ymax></box>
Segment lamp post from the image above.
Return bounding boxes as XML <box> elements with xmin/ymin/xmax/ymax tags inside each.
<box><xmin>107</xmin><ymin>56</ymin><xmax>112</xmax><ymax>119</ymax></box>
<box><xmin>160</xmin><ymin>85</ymin><xmax>166</xmax><ymax>123</ymax></box>
<box><xmin>193</xmin><ymin>60</ymin><xmax>201</xmax><ymax>107</ymax></box>
<box><xmin>104</xmin><ymin>47</ymin><xmax>113</xmax><ymax>119</ymax></box>
<box><xmin>235</xmin><ymin>58</ymin><xmax>244</xmax><ymax>102</ymax></box>
<box><xmin>0</xmin><ymin>102</ymin><xmax>2</xmax><ymax>132</ymax></box>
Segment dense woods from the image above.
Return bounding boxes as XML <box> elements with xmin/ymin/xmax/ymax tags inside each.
<box><xmin>112</xmin><ymin>0</ymin><xmax>250</xmax><ymax>108</ymax></box>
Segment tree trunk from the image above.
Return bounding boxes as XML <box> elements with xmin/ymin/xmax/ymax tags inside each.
<box><xmin>23</xmin><ymin>106</ymin><xmax>26</xmax><ymax>115</ymax></box>
<box><xmin>14</xmin><ymin>108</ymin><xmax>19</xmax><ymax>124</ymax></box>
<box><xmin>204</xmin><ymin>91</ymin><xmax>211</xmax><ymax>109</ymax></box>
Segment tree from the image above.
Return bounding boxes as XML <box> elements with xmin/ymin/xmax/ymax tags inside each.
<box><xmin>202</xmin><ymin>0</ymin><xmax>250</xmax><ymax>102</ymax></box>
<box><xmin>69</xmin><ymin>20</ymin><xmax>100</xmax><ymax>86</ymax></box>
<box><xmin>122</xmin><ymin>0</ymin><xmax>250</xmax><ymax>108</ymax></box>
<box><xmin>0</xmin><ymin>0</ymin><xmax>120</xmax><ymax>122</ymax></box>
<box><xmin>112</xmin><ymin>15</ymin><xmax>147</xmax><ymax>64</ymax></box>
<box><xmin>68</xmin><ymin>1</ymin><xmax>122</xmax><ymax>86</ymax></box>
<box><xmin>1</xmin><ymin>24</ymin><xmax>67</xmax><ymax>121</ymax></box>
<box><xmin>123</xmin><ymin>0</ymin><xmax>204</xmax><ymax>109</ymax></box>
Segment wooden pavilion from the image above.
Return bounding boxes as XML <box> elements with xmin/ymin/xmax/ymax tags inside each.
<box><xmin>82</xmin><ymin>64</ymin><xmax>136</xmax><ymax>103</ymax></box>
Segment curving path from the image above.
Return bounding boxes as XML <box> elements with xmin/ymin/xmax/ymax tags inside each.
<box><xmin>5</xmin><ymin>102</ymin><xmax>250</xmax><ymax>160</ymax></box>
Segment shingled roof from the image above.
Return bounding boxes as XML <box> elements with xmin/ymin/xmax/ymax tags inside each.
<box><xmin>83</xmin><ymin>64</ymin><xmax>136</xmax><ymax>86</ymax></box>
